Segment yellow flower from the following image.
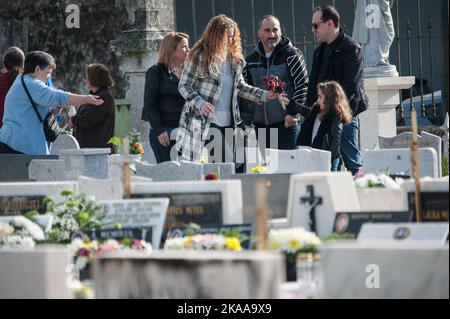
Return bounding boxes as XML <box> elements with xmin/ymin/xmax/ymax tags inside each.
<box><xmin>184</xmin><ymin>236</ymin><xmax>193</xmax><ymax>248</ymax></box>
<box><xmin>269</xmin><ymin>239</ymin><xmax>281</xmax><ymax>251</ymax></box>
<box><xmin>225</xmin><ymin>237</ymin><xmax>242</xmax><ymax>251</ymax></box>
<box><xmin>251</xmin><ymin>166</ymin><xmax>267</xmax><ymax>174</ymax></box>
<box><xmin>287</xmin><ymin>238</ymin><xmax>301</xmax><ymax>250</ymax></box>
<box><xmin>199</xmin><ymin>155</ymin><xmax>205</xmax><ymax>164</ymax></box>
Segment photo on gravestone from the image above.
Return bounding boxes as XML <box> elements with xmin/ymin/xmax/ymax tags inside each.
<box><xmin>408</xmin><ymin>192</ymin><xmax>449</xmax><ymax>222</ymax></box>
<box><xmin>167</xmin><ymin>223</ymin><xmax>252</xmax><ymax>249</ymax></box>
<box><xmin>132</xmin><ymin>193</ymin><xmax>223</xmax><ymax>247</ymax></box>
<box><xmin>99</xmin><ymin>199</ymin><xmax>169</xmax><ymax>249</ymax></box>
<box><xmin>333</xmin><ymin>211</ymin><xmax>412</xmax><ymax>238</ymax></box>
<box><xmin>0</xmin><ymin>196</ymin><xmax>46</xmax><ymax>217</ymax></box>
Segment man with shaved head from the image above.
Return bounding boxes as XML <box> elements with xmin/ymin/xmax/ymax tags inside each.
<box><xmin>241</xmin><ymin>15</ymin><xmax>309</xmax><ymax>151</ymax></box>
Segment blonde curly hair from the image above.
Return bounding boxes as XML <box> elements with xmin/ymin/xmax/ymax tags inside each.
<box><xmin>188</xmin><ymin>14</ymin><xmax>244</xmax><ymax>75</ymax></box>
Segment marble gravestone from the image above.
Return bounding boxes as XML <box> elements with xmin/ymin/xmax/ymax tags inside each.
<box><xmin>362</xmin><ymin>148</ymin><xmax>439</xmax><ymax>178</ymax></box>
<box><xmin>282</xmin><ymin>172</ymin><xmax>361</xmax><ymax>236</ymax></box>
<box><xmin>320</xmin><ymin>242</ymin><xmax>449</xmax><ymax>298</ymax></box>
<box><xmin>265</xmin><ymin>148</ymin><xmax>331</xmax><ymax>174</ymax></box>
<box><xmin>135</xmin><ymin>161</ymin><xmax>203</xmax><ymax>181</ymax></box>
<box><xmin>50</xmin><ymin>134</ymin><xmax>80</xmax><ymax>155</ymax></box>
<box><xmin>99</xmin><ymin>198</ymin><xmax>170</xmax><ymax>248</ymax></box>
<box><xmin>0</xmin><ymin>181</ymin><xmax>78</xmax><ymax>217</ymax></box>
<box><xmin>93</xmin><ymin>251</ymin><xmax>284</xmax><ymax>299</ymax></box>
<box><xmin>402</xmin><ymin>178</ymin><xmax>449</xmax><ymax>222</ymax></box>
<box><xmin>379</xmin><ymin>131</ymin><xmax>443</xmax><ymax>177</ymax></box>
<box><xmin>0</xmin><ymin>246</ymin><xmax>72</xmax><ymax>299</ymax></box>
<box><xmin>130</xmin><ymin>180</ymin><xmax>243</xmax><ymax>244</ymax></box>
<box><xmin>29</xmin><ymin>148</ymin><xmax>111</xmax><ymax>181</ymax></box>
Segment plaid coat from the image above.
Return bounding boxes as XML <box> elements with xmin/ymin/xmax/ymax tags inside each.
<box><xmin>176</xmin><ymin>55</ymin><xmax>266</xmax><ymax>161</ymax></box>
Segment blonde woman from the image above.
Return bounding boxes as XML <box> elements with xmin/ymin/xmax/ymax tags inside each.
<box><xmin>176</xmin><ymin>15</ymin><xmax>279</xmax><ymax>162</ymax></box>
<box><xmin>142</xmin><ymin>32</ymin><xmax>190</xmax><ymax>163</ymax></box>
<box><xmin>291</xmin><ymin>81</ymin><xmax>353</xmax><ymax>171</ymax></box>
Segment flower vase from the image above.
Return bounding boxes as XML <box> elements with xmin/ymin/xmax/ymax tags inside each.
<box><xmin>79</xmin><ymin>264</ymin><xmax>91</xmax><ymax>282</ymax></box>
<box><xmin>296</xmin><ymin>253</ymin><xmax>321</xmax><ymax>297</ymax></box>
<box><xmin>285</xmin><ymin>254</ymin><xmax>297</xmax><ymax>282</ymax></box>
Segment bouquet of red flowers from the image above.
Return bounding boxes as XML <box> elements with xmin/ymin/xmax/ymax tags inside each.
<box><xmin>263</xmin><ymin>75</ymin><xmax>286</xmax><ymax>110</ymax></box>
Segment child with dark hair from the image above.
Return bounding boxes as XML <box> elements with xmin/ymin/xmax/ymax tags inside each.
<box><xmin>290</xmin><ymin>81</ymin><xmax>353</xmax><ymax>171</ymax></box>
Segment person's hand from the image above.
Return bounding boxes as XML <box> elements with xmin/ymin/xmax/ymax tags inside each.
<box><xmin>279</xmin><ymin>94</ymin><xmax>290</xmax><ymax>105</ymax></box>
<box><xmin>266</xmin><ymin>91</ymin><xmax>279</xmax><ymax>101</ymax></box>
<box><xmin>158</xmin><ymin>131</ymin><xmax>170</xmax><ymax>147</ymax></box>
<box><xmin>67</xmin><ymin>117</ymin><xmax>74</xmax><ymax>129</ymax></box>
<box><xmin>284</xmin><ymin>114</ymin><xmax>298</xmax><ymax>128</ymax></box>
<box><xmin>86</xmin><ymin>95</ymin><xmax>104</xmax><ymax>105</ymax></box>
<box><xmin>199</xmin><ymin>101</ymin><xmax>215</xmax><ymax>116</ymax></box>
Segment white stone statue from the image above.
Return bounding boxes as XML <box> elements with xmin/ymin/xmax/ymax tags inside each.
<box><xmin>353</xmin><ymin>0</ymin><xmax>399</xmax><ymax>77</ymax></box>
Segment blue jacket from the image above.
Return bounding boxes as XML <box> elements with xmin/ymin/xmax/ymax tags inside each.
<box><xmin>0</xmin><ymin>74</ymin><xmax>69</xmax><ymax>154</ymax></box>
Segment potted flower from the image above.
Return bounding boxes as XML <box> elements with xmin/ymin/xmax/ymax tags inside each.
<box><xmin>268</xmin><ymin>227</ymin><xmax>321</xmax><ymax>282</ymax></box>
<box><xmin>108</xmin><ymin>129</ymin><xmax>144</xmax><ymax>159</ymax></box>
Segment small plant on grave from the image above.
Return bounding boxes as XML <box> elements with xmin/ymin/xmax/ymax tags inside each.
<box><xmin>251</xmin><ymin>165</ymin><xmax>267</xmax><ymax>174</ymax></box>
<box><xmin>108</xmin><ymin>129</ymin><xmax>144</xmax><ymax>155</ymax></box>
<box><xmin>353</xmin><ymin>171</ymin><xmax>405</xmax><ymax>189</ymax></box>
<box><xmin>268</xmin><ymin>227</ymin><xmax>322</xmax><ymax>263</ymax></box>
<box><xmin>37</xmin><ymin>189</ymin><xmax>107</xmax><ymax>244</ymax></box>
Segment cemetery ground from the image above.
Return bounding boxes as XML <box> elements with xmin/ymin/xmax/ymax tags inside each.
<box><xmin>0</xmin><ymin>130</ymin><xmax>448</xmax><ymax>301</ymax></box>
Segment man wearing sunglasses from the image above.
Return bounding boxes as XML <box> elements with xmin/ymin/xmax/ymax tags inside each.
<box><xmin>306</xmin><ymin>5</ymin><xmax>369</xmax><ymax>175</ymax></box>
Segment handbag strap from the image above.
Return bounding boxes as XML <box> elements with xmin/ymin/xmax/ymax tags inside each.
<box><xmin>21</xmin><ymin>74</ymin><xmax>43</xmax><ymax>123</ymax></box>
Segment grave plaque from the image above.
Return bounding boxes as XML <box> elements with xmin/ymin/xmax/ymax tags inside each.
<box><xmin>99</xmin><ymin>198</ymin><xmax>169</xmax><ymax>248</ymax></box>
<box><xmin>0</xmin><ymin>196</ymin><xmax>45</xmax><ymax>216</ymax></box>
<box><xmin>83</xmin><ymin>228</ymin><xmax>153</xmax><ymax>243</ymax></box>
<box><xmin>133</xmin><ymin>192</ymin><xmax>223</xmax><ymax>245</ymax></box>
<box><xmin>333</xmin><ymin>211</ymin><xmax>412</xmax><ymax>237</ymax></box>
<box><xmin>408</xmin><ymin>192</ymin><xmax>449</xmax><ymax>222</ymax></box>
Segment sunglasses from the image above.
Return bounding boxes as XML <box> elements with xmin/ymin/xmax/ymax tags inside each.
<box><xmin>312</xmin><ymin>21</ymin><xmax>325</xmax><ymax>30</ymax></box>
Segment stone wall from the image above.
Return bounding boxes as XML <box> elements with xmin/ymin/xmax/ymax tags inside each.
<box><xmin>0</xmin><ymin>0</ymin><xmax>174</xmax><ymax>105</ymax></box>
<box><xmin>0</xmin><ymin>0</ymin><xmax>175</xmax><ymax>139</ymax></box>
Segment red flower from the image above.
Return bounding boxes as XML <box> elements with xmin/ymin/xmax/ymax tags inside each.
<box><xmin>205</xmin><ymin>172</ymin><xmax>218</xmax><ymax>180</ymax></box>
<box><xmin>263</xmin><ymin>75</ymin><xmax>285</xmax><ymax>94</ymax></box>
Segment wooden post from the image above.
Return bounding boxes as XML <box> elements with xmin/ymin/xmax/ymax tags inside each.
<box><xmin>410</xmin><ymin>110</ymin><xmax>421</xmax><ymax>222</ymax></box>
<box><xmin>255</xmin><ymin>180</ymin><xmax>268</xmax><ymax>250</ymax></box>
<box><xmin>122</xmin><ymin>137</ymin><xmax>131</xmax><ymax>199</ymax></box>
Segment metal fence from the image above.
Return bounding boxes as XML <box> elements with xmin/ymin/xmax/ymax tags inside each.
<box><xmin>175</xmin><ymin>0</ymin><xmax>449</xmax><ymax>125</ymax></box>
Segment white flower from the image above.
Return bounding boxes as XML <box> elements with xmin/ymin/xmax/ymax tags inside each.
<box><xmin>164</xmin><ymin>237</ymin><xmax>187</xmax><ymax>250</ymax></box>
<box><xmin>0</xmin><ymin>223</ymin><xmax>14</xmax><ymax>238</ymax></box>
<box><xmin>75</xmin><ymin>256</ymin><xmax>89</xmax><ymax>270</ymax></box>
<box><xmin>10</xmin><ymin>217</ymin><xmax>45</xmax><ymax>241</ymax></box>
<box><xmin>68</xmin><ymin>238</ymin><xmax>85</xmax><ymax>256</ymax></box>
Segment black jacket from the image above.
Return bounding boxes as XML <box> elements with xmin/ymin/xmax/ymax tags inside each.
<box><xmin>306</xmin><ymin>31</ymin><xmax>368</xmax><ymax>116</ymax></box>
<box><xmin>241</xmin><ymin>37</ymin><xmax>309</xmax><ymax>125</ymax></box>
<box><xmin>72</xmin><ymin>87</ymin><xmax>115</xmax><ymax>150</ymax></box>
<box><xmin>295</xmin><ymin>103</ymin><xmax>343</xmax><ymax>161</ymax></box>
<box><xmin>141</xmin><ymin>64</ymin><xmax>185</xmax><ymax>134</ymax></box>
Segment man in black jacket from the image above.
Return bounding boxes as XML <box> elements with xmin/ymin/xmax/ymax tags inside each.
<box><xmin>307</xmin><ymin>5</ymin><xmax>368</xmax><ymax>174</ymax></box>
<box><xmin>242</xmin><ymin>15</ymin><xmax>309</xmax><ymax>150</ymax></box>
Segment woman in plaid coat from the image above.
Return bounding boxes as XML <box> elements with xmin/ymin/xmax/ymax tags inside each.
<box><xmin>176</xmin><ymin>15</ymin><xmax>279</xmax><ymax>162</ymax></box>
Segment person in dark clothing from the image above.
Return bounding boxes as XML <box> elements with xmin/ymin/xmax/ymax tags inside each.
<box><xmin>242</xmin><ymin>15</ymin><xmax>309</xmax><ymax>151</ymax></box>
<box><xmin>68</xmin><ymin>63</ymin><xmax>115</xmax><ymax>150</ymax></box>
<box><xmin>0</xmin><ymin>47</ymin><xmax>25</xmax><ymax>128</ymax></box>
<box><xmin>293</xmin><ymin>81</ymin><xmax>353</xmax><ymax>171</ymax></box>
<box><xmin>142</xmin><ymin>32</ymin><xmax>190</xmax><ymax>163</ymax></box>
<box><xmin>305</xmin><ymin>5</ymin><xmax>369</xmax><ymax>174</ymax></box>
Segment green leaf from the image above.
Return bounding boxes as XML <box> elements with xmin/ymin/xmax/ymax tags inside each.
<box><xmin>25</xmin><ymin>210</ymin><xmax>39</xmax><ymax>220</ymax></box>
<box><xmin>61</xmin><ymin>189</ymin><xmax>75</xmax><ymax>197</ymax></box>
